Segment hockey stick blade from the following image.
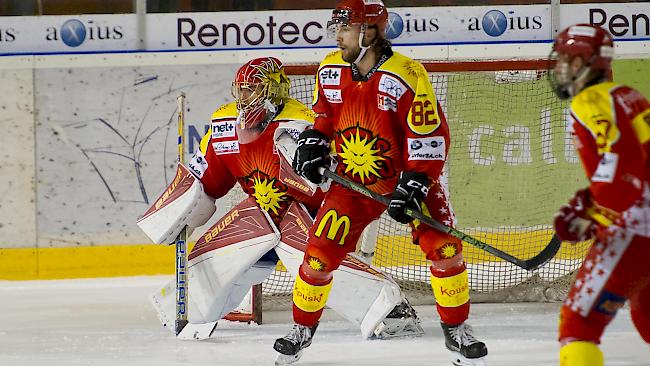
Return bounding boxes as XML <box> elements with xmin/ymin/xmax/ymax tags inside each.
<box><xmin>319</xmin><ymin>168</ymin><xmax>561</xmax><ymax>271</ymax></box>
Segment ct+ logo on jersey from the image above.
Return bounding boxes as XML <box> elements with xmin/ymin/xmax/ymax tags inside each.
<box><xmin>482</xmin><ymin>10</ymin><xmax>507</xmax><ymax>37</ymax></box>
<box><xmin>60</xmin><ymin>19</ymin><xmax>86</xmax><ymax>47</ymax></box>
<box><xmin>385</xmin><ymin>12</ymin><xmax>404</xmax><ymax>40</ymax></box>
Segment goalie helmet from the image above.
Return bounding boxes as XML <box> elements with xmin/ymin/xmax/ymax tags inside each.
<box><xmin>329</xmin><ymin>0</ymin><xmax>388</xmax><ymax>37</ymax></box>
<box><xmin>231</xmin><ymin>57</ymin><xmax>290</xmax><ymax>142</ymax></box>
<box><xmin>550</xmin><ymin>24</ymin><xmax>614</xmax><ymax>100</ymax></box>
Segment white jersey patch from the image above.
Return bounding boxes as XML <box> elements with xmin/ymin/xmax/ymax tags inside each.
<box><xmin>211</xmin><ymin>120</ymin><xmax>236</xmax><ymax>139</ymax></box>
<box><xmin>377</xmin><ymin>95</ymin><xmax>397</xmax><ymax>112</ymax></box>
<box><xmin>408</xmin><ymin>136</ymin><xmax>445</xmax><ymax>161</ymax></box>
<box><xmin>213</xmin><ymin>140</ymin><xmax>240</xmax><ymax>155</ymax></box>
<box><xmin>324</xmin><ymin>89</ymin><xmax>343</xmax><ymax>103</ymax></box>
<box><xmin>319</xmin><ymin>67</ymin><xmax>342</xmax><ymax>86</ymax></box>
<box><xmin>378</xmin><ymin>74</ymin><xmax>406</xmax><ymax>100</ymax></box>
<box><xmin>592</xmin><ymin>152</ymin><xmax>618</xmax><ymax>183</ymax></box>
<box><xmin>188</xmin><ymin>149</ymin><xmax>208</xmax><ymax>178</ymax></box>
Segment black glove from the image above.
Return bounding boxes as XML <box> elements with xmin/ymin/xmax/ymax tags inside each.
<box><xmin>388</xmin><ymin>171</ymin><xmax>430</xmax><ymax>224</ymax></box>
<box><xmin>293</xmin><ymin>129</ymin><xmax>330</xmax><ymax>184</ymax></box>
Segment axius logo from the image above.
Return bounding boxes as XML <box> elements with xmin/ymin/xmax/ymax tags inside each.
<box><xmin>465</xmin><ymin>9</ymin><xmax>542</xmax><ymax>37</ymax></box>
<box><xmin>386</xmin><ymin>12</ymin><xmax>404</xmax><ymax>40</ymax></box>
<box><xmin>60</xmin><ymin>19</ymin><xmax>86</xmax><ymax>47</ymax></box>
<box><xmin>46</xmin><ymin>19</ymin><xmax>124</xmax><ymax>47</ymax></box>
<box><xmin>385</xmin><ymin>11</ymin><xmax>439</xmax><ymax>40</ymax></box>
<box><xmin>482</xmin><ymin>10</ymin><xmax>508</xmax><ymax>37</ymax></box>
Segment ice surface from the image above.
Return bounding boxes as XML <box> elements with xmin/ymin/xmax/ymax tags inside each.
<box><xmin>1</xmin><ymin>276</ymin><xmax>647</xmax><ymax>366</ymax></box>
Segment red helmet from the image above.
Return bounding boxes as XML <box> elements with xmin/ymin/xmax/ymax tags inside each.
<box><xmin>331</xmin><ymin>0</ymin><xmax>388</xmax><ymax>36</ymax></box>
<box><xmin>550</xmin><ymin>24</ymin><xmax>614</xmax><ymax>99</ymax></box>
<box><xmin>231</xmin><ymin>57</ymin><xmax>290</xmax><ymax>134</ymax></box>
<box><xmin>553</xmin><ymin>23</ymin><xmax>614</xmax><ymax>73</ymax></box>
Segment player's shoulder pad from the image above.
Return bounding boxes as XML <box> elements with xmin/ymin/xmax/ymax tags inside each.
<box><xmin>319</xmin><ymin>51</ymin><xmax>347</xmax><ymax>70</ymax></box>
<box><xmin>276</xmin><ymin>98</ymin><xmax>316</xmax><ymax>124</ymax></box>
<box><xmin>571</xmin><ymin>82</ymin><xmax>621</xmax><ymax>153</ymax></box>
<box><xmin>211</xmin><ymin>102</ymin><xmax>238</xmax><ymax>120</ymax></box>
<box><xmin>379</xmin><ymin>51</ymin><xmax>425</xmax><ymax>92</ymax></box>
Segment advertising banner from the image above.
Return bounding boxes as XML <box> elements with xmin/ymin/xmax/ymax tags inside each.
<box><xmin>560</xmin><ymin>3</ymin><xmax>650</xmax><ymax>39</ymax></box>
<box><xmin>147</xmin><ymin>5</ymin><xmax>552</xmax><ymax>52</ymax></box>
<box><xmin>0</xmin><ymin>14</ymin><xmax>138</xmax><ymax>55</ymax></box>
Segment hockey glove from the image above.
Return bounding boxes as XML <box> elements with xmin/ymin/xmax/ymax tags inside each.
<box><xmin>554</xmin><ymin>188</ymin><xmax>597</xmax><ymax>243</ymax></box>
<box><xmin>388</xmin><ymin>171</ymin><xmax>430</xmax><ymax>224</ymax></box>
<box><xmin>293</xmin><ymin>129</ymin><xmax>330</xmax><ymax>184</ymax></box>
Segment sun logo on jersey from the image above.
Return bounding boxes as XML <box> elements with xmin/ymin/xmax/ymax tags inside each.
<box><xmin>251</xmin><ymin>175</ymin><xmax>287</xmax><ymax>215</ymax></box>
<box><xmin>338</xmin><ymin>126</ymin><xmax>389</xmax><ymax>184</ymax></box>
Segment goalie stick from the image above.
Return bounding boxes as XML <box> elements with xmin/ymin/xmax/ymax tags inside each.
<box><xmin>175</xmin><ymin>93</ymin><xmax>189</xmax><ymax>335</ymax></box>
<box><xmin>319</xmin><ymin>168</ymin><xmax>561</xmax><ymax>271</ymax></box>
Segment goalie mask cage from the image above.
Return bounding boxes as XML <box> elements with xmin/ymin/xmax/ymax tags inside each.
<box><xmin>224</xmin><ymin>59</ymin><xmax>591</xmax><ymax>320</ymax></box>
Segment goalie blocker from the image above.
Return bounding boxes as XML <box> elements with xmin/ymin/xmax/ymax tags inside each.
<box><xmin>140</xmin><ymin>165</ymin><xmax>422</xmax><ymax>339</ymax></box>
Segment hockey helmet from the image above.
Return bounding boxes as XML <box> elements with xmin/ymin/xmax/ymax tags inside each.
<box><xmin>328</xmin><ymin>0</ymin><xmax>388</xmax><ymax>37</ymax></box>
<box><xmin>231</xmin><ymin>57</ymin><xmax>290</xmax><ymax>135</ymax></box>
<box><xmin>550</xmin><ymin>24</ymin><xmax>614</xmax><ymax>99</ymax></box>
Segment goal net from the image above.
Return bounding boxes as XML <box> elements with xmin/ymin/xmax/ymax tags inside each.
<box><xmin>226</xmin><ymin>59</ymin><xmax>591</xmax><ymax>316</ymax></box>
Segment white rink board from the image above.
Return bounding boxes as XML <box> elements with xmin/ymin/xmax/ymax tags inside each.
<box><xmin>0</xmin><ymin>276</ymin><xmax>648</xmax><ymax>366</ymax></box>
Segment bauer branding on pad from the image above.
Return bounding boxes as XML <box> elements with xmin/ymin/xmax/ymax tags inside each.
<box><xmin>137</xmin><ymin>163</ymin><xmax>216</xmax><ymax>244</ymax></box>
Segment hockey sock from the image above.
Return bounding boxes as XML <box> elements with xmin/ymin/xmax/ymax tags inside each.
<box><xmin>292</xmin><ymin>267</ymin><xmax>333</xmax><ymax>327</ymax></box>
<box><xmin>430</xmin><ymin>259</ymin><xmax>470</xmax><ymax>325</ymax></box>
<box><xmin>559</xmin><ymin>341</ymin><xmax>603</xmax><ymax>366</ymax></box>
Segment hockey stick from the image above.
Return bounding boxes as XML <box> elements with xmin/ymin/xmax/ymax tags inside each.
<box><xmin>175</xmin><ymin>93</ymin><xmax>189</xmax><ymax>335</ymax></box>
<box><xmin>319</xmin><ymin>168</ymin><xmax>561</xmax><ymax>271</ymax></box>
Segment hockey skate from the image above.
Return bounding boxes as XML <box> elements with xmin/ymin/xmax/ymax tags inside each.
<box><xmin>441</xmin><ymin>322</ymin><xmax>488</xmax><ymax>366</ymax></box>
<box><xmin>273</xmin><ymin>323</ymin><xmax>319</xmax><ymax>365</ymax></box>
<box><xmin>373</xmin><ymin>299</ymin><xmax>425</xmax><ymax>339</ymax></box>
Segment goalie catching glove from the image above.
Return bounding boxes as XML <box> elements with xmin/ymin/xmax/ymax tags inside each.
<box><xmin>388</xmin><ymin>171</ymin><xmax>430</xmax><ymax>224</ymax></box>
<box><xmin>292</xmin><ymin>129</ymin><xmax>330</xmax><ymax>184</ymax></box>
<box><xmin>554</xmin><ymin>188</ymin><xmax>597</xmax><ymax>243</ymax></box>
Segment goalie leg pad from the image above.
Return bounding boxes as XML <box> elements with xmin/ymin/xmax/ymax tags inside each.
<box><xmin>151</xmin><ymin>198</ymin><xmax>279</xmax><ymax>328</ymax></box>
<box><xmin>430</xmin><ymin>255</ymin><xmax>470</xmax><ymax>325</ymax></box>
<box><xmin>371</xmin><ymin>297</ymin><xmax>425</xmax><ymax>339</ymax></box>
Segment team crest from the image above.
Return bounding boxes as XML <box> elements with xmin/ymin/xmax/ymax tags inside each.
<box><xmin>243</xmin><ymin>170</ymin><xmax>288</xmax><ymax>216</ymax></box>
<box><xmin>336</xmin><ymin>125</ymin><xmax>394</xmax><ymax>185</ymax></box>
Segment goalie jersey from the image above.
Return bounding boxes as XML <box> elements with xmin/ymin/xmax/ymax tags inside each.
<box><xmin>312</xmin><ymin>49</ymin><xmax>449</xmax><ymax>195</ymax></box>
<box><xmin>189</xmin><ymin>98</ymin><xmax>322</xmax><ymax>224</ymax></box>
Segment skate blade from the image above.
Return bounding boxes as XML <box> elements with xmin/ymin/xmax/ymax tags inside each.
<box><xmin>275</xmin><ymin>350</ymin><xmax>303</xmax><ymax>365</ymax></box>
<box><xmin>451</xmin><ymin>351</ymin><xmax>487</xmax><ymax>366</ymax></box>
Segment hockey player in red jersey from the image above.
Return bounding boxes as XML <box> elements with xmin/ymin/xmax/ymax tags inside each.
<box><xmin>138</xmin><ymin>57</ymin><xmax>424</xmax><ymax>344</ymax></box>
<box><xmin>273</xmin><ymin>1</ymin><xmax>488</xmax><ymax>365</ymax></box>
<box><xmin>550</xmin><ymin>24</ymin><xmax>650</xmax><ymax>365</ymax></box>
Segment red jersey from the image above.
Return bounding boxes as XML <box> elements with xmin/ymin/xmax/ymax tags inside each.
<box><xmin>188</xmin><ymin>99</ymin><xmax>322</xmax><ymax>224</ymax></box>
<box><xmin>570</xmin><ymin>82</ymin><xmax>650</xmax><ymax>214</ymax></box>
<box><xmin>312</xmin><ymin>49</ymin><xmax>449</xmax><ymax>195</ymax></box>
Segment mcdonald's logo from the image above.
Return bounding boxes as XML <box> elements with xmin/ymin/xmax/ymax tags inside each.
<box><xmin>315</xmin><ymin>209</ymin><xmax>350</xmax><ymax>245</ymax></box>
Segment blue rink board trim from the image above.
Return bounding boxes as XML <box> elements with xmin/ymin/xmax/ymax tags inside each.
<box><xmin>1</xmin><ymin>38</ymin><xmax>647</xmax><ymax>58</ymax></box>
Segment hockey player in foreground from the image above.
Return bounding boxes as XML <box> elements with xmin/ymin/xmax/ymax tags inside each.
<box><xmin>273</xmin><ymin>1</ymin><xmax>488</xmax><ymax>365</ymax></box>
<box><xmin>137</xmin><ymin>57</ymin><xmax>423</xmax><ymax>345</ymax></box>
<box><xmin>550</xmin><ymin>24</ymin><xmax>650</xmax><ymax>365</ymax></box>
